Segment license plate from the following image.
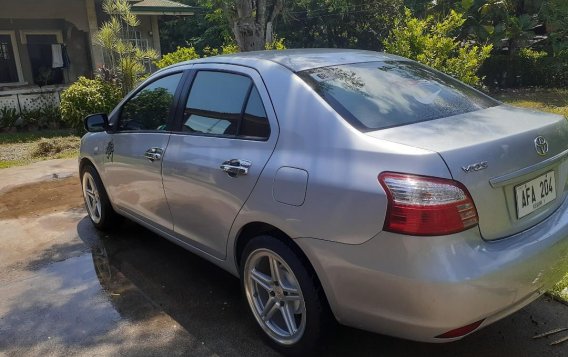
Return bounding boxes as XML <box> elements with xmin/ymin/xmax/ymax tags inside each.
<box><xmin>515</xmin><ymin>171</ymin><xmax>556</xmax><ymax>219</ymax></box>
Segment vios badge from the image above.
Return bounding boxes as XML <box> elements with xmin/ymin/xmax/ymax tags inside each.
<box><xmin>534</xmin><ymin>136</ymin><xmax>549</xmax><ymax>156</ymax></box>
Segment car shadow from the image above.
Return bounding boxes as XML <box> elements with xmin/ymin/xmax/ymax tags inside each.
<box><xmin>75</xmin><ymin>218</ymin><xmax>568</xmax><ymax>356</ymax></box>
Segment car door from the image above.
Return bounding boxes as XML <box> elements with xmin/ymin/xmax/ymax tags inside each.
<box><xmin>103</xmin><ymin>71</ymin><xmax>185</xmax><ymax>230</ymax></box>
<box><xmin>162</xmin><ymin>65</ymin><xmax>279</xmax><ymax>259</ymax></box>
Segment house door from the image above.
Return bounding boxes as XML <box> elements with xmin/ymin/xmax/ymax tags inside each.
<box><xmin>0</xmin><ymin>35</ymin><xmax>19</xmax><ymax>83</ymax></box>
<box><xmin>26</xmin><ymin>34</ymin><xmax>63</xmax><ymax>86</ymax></box>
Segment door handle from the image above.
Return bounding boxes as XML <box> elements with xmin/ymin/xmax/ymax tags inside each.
<box><xmin>220</xmin><ymin>159</ymin><xmax>252</xmax><ymax>177</ymax></box>
<box><xmin>144</xmin><ymin>147</ymin><xmax>163</xmax><ymax>162</ymax></box>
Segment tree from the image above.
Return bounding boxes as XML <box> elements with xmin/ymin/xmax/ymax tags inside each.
<box><xmin>97</xmin><ymin>0</ymin><xmax>159</xmax><ymax>95</ymax></box>
<box><xmin>541</xmin><ymin>0</ymin><xmax>568</xmax><ymax>56</ymax></box>
<box><xmin>384</xmin><ymin>8</ymin><xmax>493</xmax><ymax>86</ymax></box>
<box><xmin>278</xmin><ymin>0</ymin><xmax>403</xmax><ymax>50</ymax></box>
<box><xmin>214</xmin><ymin>0</ymin><xmax>285</xmax><ymax>51</ymax></box>
<box><xmin>159</xmin><ymin>0</ymin><xmax>233</xmax><ymax>54</ymax></box>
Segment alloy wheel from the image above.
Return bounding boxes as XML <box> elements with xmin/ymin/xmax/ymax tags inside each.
<box><xmin>244</xmin><ymin>248</ymin><xmax>307</xmax><ymax>345</ymax></box>
<box><xmin>82</xmin><ymin>172</ymin><xmax>102</xmax><ymax>224</ymax></box>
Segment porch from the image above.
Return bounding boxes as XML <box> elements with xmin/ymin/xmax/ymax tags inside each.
<box><xmin>0</xmin><ymin>0</ymin><xmax>193</xmax><ymax>91</ymax></box>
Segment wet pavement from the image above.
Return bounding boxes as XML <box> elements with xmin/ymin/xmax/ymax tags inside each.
<box><xmin>1</xmin><ymin>159</ymin><xmax>568</xmax><ymax>356</ymax></box>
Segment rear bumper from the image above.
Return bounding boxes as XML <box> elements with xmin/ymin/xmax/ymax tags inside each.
<box><xmin>295</xmin><ymin>194</ymin><xmax>568</xmax><ymax>342</ymax></box>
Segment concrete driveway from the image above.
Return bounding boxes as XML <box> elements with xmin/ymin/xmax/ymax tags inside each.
<box><xmin>1</xmin><ymin>159</ymin><xmax>568</xmax><ymax>356</ymax></box>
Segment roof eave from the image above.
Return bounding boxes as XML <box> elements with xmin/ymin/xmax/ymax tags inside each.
<box><xmin>131</xmin><ymin>9</ymin><xmax>194</xmax><ymax>15</ymax></box>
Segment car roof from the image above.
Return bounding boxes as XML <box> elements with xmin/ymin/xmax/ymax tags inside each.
<box><xmin>168</xmin><ymin>48</ymin><xmax>408</xmax><ymax>73</ymax></box>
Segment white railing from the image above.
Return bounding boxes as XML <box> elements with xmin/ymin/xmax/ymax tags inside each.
<box><xmin>0</xmin><ymin>86</ymin><xmax>66</xmax><ymax>113</ymax></box>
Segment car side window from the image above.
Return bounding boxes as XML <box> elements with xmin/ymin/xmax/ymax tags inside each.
<box><xmin>118</xmin><ymin>72</ymin><xmax>183</xmax><ymax>131</ymax></box>
<box><xmin>183</xmin><ymin>71</ymin><xmax>270</xmax><ymax>139</ymax></box>
<box><xmin>241</xmin><ymin>86</ymin><xmax>270</xmax><ymax>139</ymax></box>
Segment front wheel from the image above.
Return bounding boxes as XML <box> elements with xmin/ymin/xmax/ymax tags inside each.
<box><xmin>81</xmin><ymin>165</ymin><xmax>121</xmax><ymax>231</ymax></box>
<box><xmin>240</xmin><ymin>236</ymin><xmax>333</xmax><ymax>355</ymax></box>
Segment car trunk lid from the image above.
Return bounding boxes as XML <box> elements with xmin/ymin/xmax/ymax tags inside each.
<box><xmin>367</xmin><ymin>105</ymin><xmax>568</xmax><ymax>240</ymax></box>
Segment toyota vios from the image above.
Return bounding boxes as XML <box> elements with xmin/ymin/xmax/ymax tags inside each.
<box><xmin>80</xmin><ymin>49</ymin><xmax>568</xmax><ymax>355</ymax></box>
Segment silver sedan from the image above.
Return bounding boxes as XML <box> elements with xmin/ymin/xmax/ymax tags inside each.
<box><xmin>80</xmin><ymin>49</ymin><xmax>568</xmax><ymax>355</ymax></box>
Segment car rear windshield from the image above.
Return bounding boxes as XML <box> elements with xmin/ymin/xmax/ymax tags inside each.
<box><xmin>298</xmin><ymin>61</ymin><xmax>499</xmax><ymax>132</ymax></box>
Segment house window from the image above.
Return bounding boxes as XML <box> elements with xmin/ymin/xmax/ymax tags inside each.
<box><xmin>0</xmin><ymin>34</ymin><xmax>19</xmax><ymax>83</ymax></box>
<box><xmin>126</xmin><ymin>30</ymin><xmax>152</xmax><ymax>71</ymax></box>
<box><xmin>26</xmin><ymin>34</ymin><xmax>64</xmax><ymax>86</ymax></box>
<box><xmin>125</xmin><ymin>30</ymin><xmax>149</xmax><ymax>51</ymax></box>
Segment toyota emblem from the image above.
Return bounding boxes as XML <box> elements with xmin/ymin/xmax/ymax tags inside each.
<box><xmin>534</xmin><ymin>136</ymin><xmax>549</xmax><ymax>156</ymax></box>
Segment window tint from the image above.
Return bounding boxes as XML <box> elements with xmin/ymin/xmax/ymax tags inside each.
<box><xmin>184</xmin><ymin>71</ymin><xmax>249</xmax><ymax>136</ymax></box>
<box><xmin>119</xmin><ymin>73</ymin><xmax>182</xmax><ymax>131</ymax></box>
<box><xmin>299</xmin><ymin>61</ymin><xmax>499</xmax><ymax>131</ymax></box>
<box><xmin>183</xmin><ymin>71</ymin><xmax>270</xmax><ymax>139</ymax></box>
<box><xmin>241</xmin><ymin>86</ymin><xmax>270</xmax><ymax>139</ymax></box>
<box><xmin>187</xmin><ymin>71</ymin><xmax>251</xmax><ymax>113</ymax></box>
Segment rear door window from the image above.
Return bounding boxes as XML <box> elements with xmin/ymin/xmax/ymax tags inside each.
<box><xmin>298</xmin><ymin>61</ymin><xmax>499</xmax><ymax>131</ymax></box>
<box><xmin>182</xmin><ymin>71</ymin><xmax>270</xmax><ymax>139</ymax></box>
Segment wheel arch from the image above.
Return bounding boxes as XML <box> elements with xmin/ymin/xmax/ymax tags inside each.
<box><xmin>233</xmin><ymin>221</ymin><xmax>333</xmax><ymax>311</ymax></box>
<box><xmin>79</xmin><ymin>157</ymin><xmax>95</xmax><ymax>176</ymax></box>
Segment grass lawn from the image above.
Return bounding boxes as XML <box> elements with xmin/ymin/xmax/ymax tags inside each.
<box><xmin>495</xmin><ymin>88</ymin><xmax>568</xmax><ymax>302</ymax></box>
<box><xmin>0</xmin><ymin>129</ymin><xmax>80</xmax><ymax>169</ymax></box>
<box><xmin>492</xmin><ymin>87</ymin><xmax>568</xmax><ymax>117</ymax></box>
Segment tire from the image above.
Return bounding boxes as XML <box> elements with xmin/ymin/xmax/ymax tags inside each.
<box><xmin>240</xmin><ymin>235</ymin><xmax>334</xmax><ymax>356</ymax></box>
<box><xmin>81</xmin><ymin>165</ymin><xmax>121</xmax><ymax>231</ymax></box>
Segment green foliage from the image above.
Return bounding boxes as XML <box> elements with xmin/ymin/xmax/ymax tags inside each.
<box><xmin>0</xmin><ymin>107</ymin><xmax>19</xmax><ymax>130</ymax></box>
<box><xmin>279</xmin><ymin>0</ymin><xmax>403</xmax><ymax>50</ymax></box>
<box><xmin>220</xmin><ymin>42</ymin><xmax>240</xmax><ymax>54</ymax></box>
<box><xmin>384</xmin><ymin>8</ymin><xmax>492</xmax><ymax>86</ymax></box>
<box><xmin>2</xmin><ymin>93</ymin><xmax>64</xmax><ymax>131</ymax></box>
<box><xmin>97</xmin><ymin>0</ymin><xmax>159</xmax><ymax>95</ymax></box>
<box><xmin>480</xmin><ymin>50</ymin><xmax>568</xmax><ymax>88</ymax></box>
<box><xmin>265</xmin><ymin>36</ymin><xmax>286</xmax><ymax>50</ymax></box>
<box><xmin>0</xmin><ymin>129</ymin><xmax>75</xmax><ymax>145</ymax></box>
<box><xmin>159</xmin><ymin>1</ymin><xmax>232</xmax><ymax>55</ymax></box>
<box><xmin>155</xmin><ymin>37</ymin><xmax>286</xmax><ymax>69</ymax></box>
<box><xmin>21</xmin><ymin>93</ymin><xmax>62</xmax><ymax>129</ymax></box>
<box><xmin>20</xmin><ymin>108</ymin><xmax>43</xmax><ymax>128</ymax></box>
<box><xmin>541</xmin><ymin>0</ymin><xmax>568</xmax><ymax>56</ymax></box>
<box><xmin>154</xmin><ymin>46</ymin><xmax>200</xmax><ymax>69</ymax></box>
<box><xmin>60</xmin><ymin>77</ymin><xmax>121</xmax><ymax>134</ymax></box>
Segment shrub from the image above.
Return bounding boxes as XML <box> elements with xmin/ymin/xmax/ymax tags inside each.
<box><xmin>60</xmin><ymin>77</ymin><xmax>121</xmax><ymax>134</ymax></box>
<box><xmin>265</xmin><ymin>36</ymin><xmax>286</xmax><ymax>50</ymax></box>
<box><xmin>27</xmin><ymin>93</ymin><xmax>63</xmax><ymax>129</ymax></box>
<box><xmin>155</xmin><ymin>46</ymin><xmax>200</xmax><ymax>69</ymax></box>
<box><xmin>384</xmin><ymin>8</ymin><xmax>492</xmax><ymax>86</ymax></box>
<box><xmin>20</xmin><ymin>108</ymin><xmax>43</xmax><ymax>129</ymax></box>
<box><xmin>0</xmin><ymin>107</ymin><xmax>20</xmax><ymax>130</ymax></box>
<box><xmin>97</xmin><ymin>0</ymin><xmax>158</xmax><ymax>95</ymax></box>
<box><xmin>480</xmin><ymin>49</ymin><xmax>568</xmax><ymax>88</ymax></box>
<box><xmin>155</xmin><ymin>38</ymin><xmax>286</xmax><ymax>69</ymax></box>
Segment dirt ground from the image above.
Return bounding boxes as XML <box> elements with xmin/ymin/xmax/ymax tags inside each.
<box><xmin>1</xmin><ymin>158</ymin><xmax>568</xmax><ymax>356</ymax></box>
<box><xmin>0</xmin><ymin>176</ymin><xmax>82</xmax><ymax>220</ymax></box>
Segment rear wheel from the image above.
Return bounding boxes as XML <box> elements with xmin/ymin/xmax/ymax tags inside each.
<box><xmin>81</xmin><ymin>165</ymin><xmax>121</xmax><ymax>231</ymax></box>
<box><xmin>240</xmin><ymin>235</ymin><xmax>332</xmax><ymax>355</ymax></box>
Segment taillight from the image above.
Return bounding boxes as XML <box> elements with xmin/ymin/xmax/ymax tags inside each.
<box><xmin>378</xmin><ymin>172</ymin><xmax>478</xmax><ymax>236</ymax></box>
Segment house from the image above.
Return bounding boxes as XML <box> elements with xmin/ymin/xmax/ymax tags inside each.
<box><xmin>0</xmin><ymin>0</ymin><xmax>194</xmax><ymax>89</ymax></box>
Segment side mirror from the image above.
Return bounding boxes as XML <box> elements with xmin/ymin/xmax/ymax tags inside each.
<box><xmin>84</xmin><ymin>113</ymin><xmax>110</xmax><ymax>133</ymax></box>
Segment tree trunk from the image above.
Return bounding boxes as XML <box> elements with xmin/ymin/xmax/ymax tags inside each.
<box><xmin>222</xmin><ymin>0</ymin><xmax>284</xmax><ymax>52</ymax></box>
<box><xmin>233</xmin><ymin>19</ymin><xmax>265</xmax><ymax>51</ymax></box>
